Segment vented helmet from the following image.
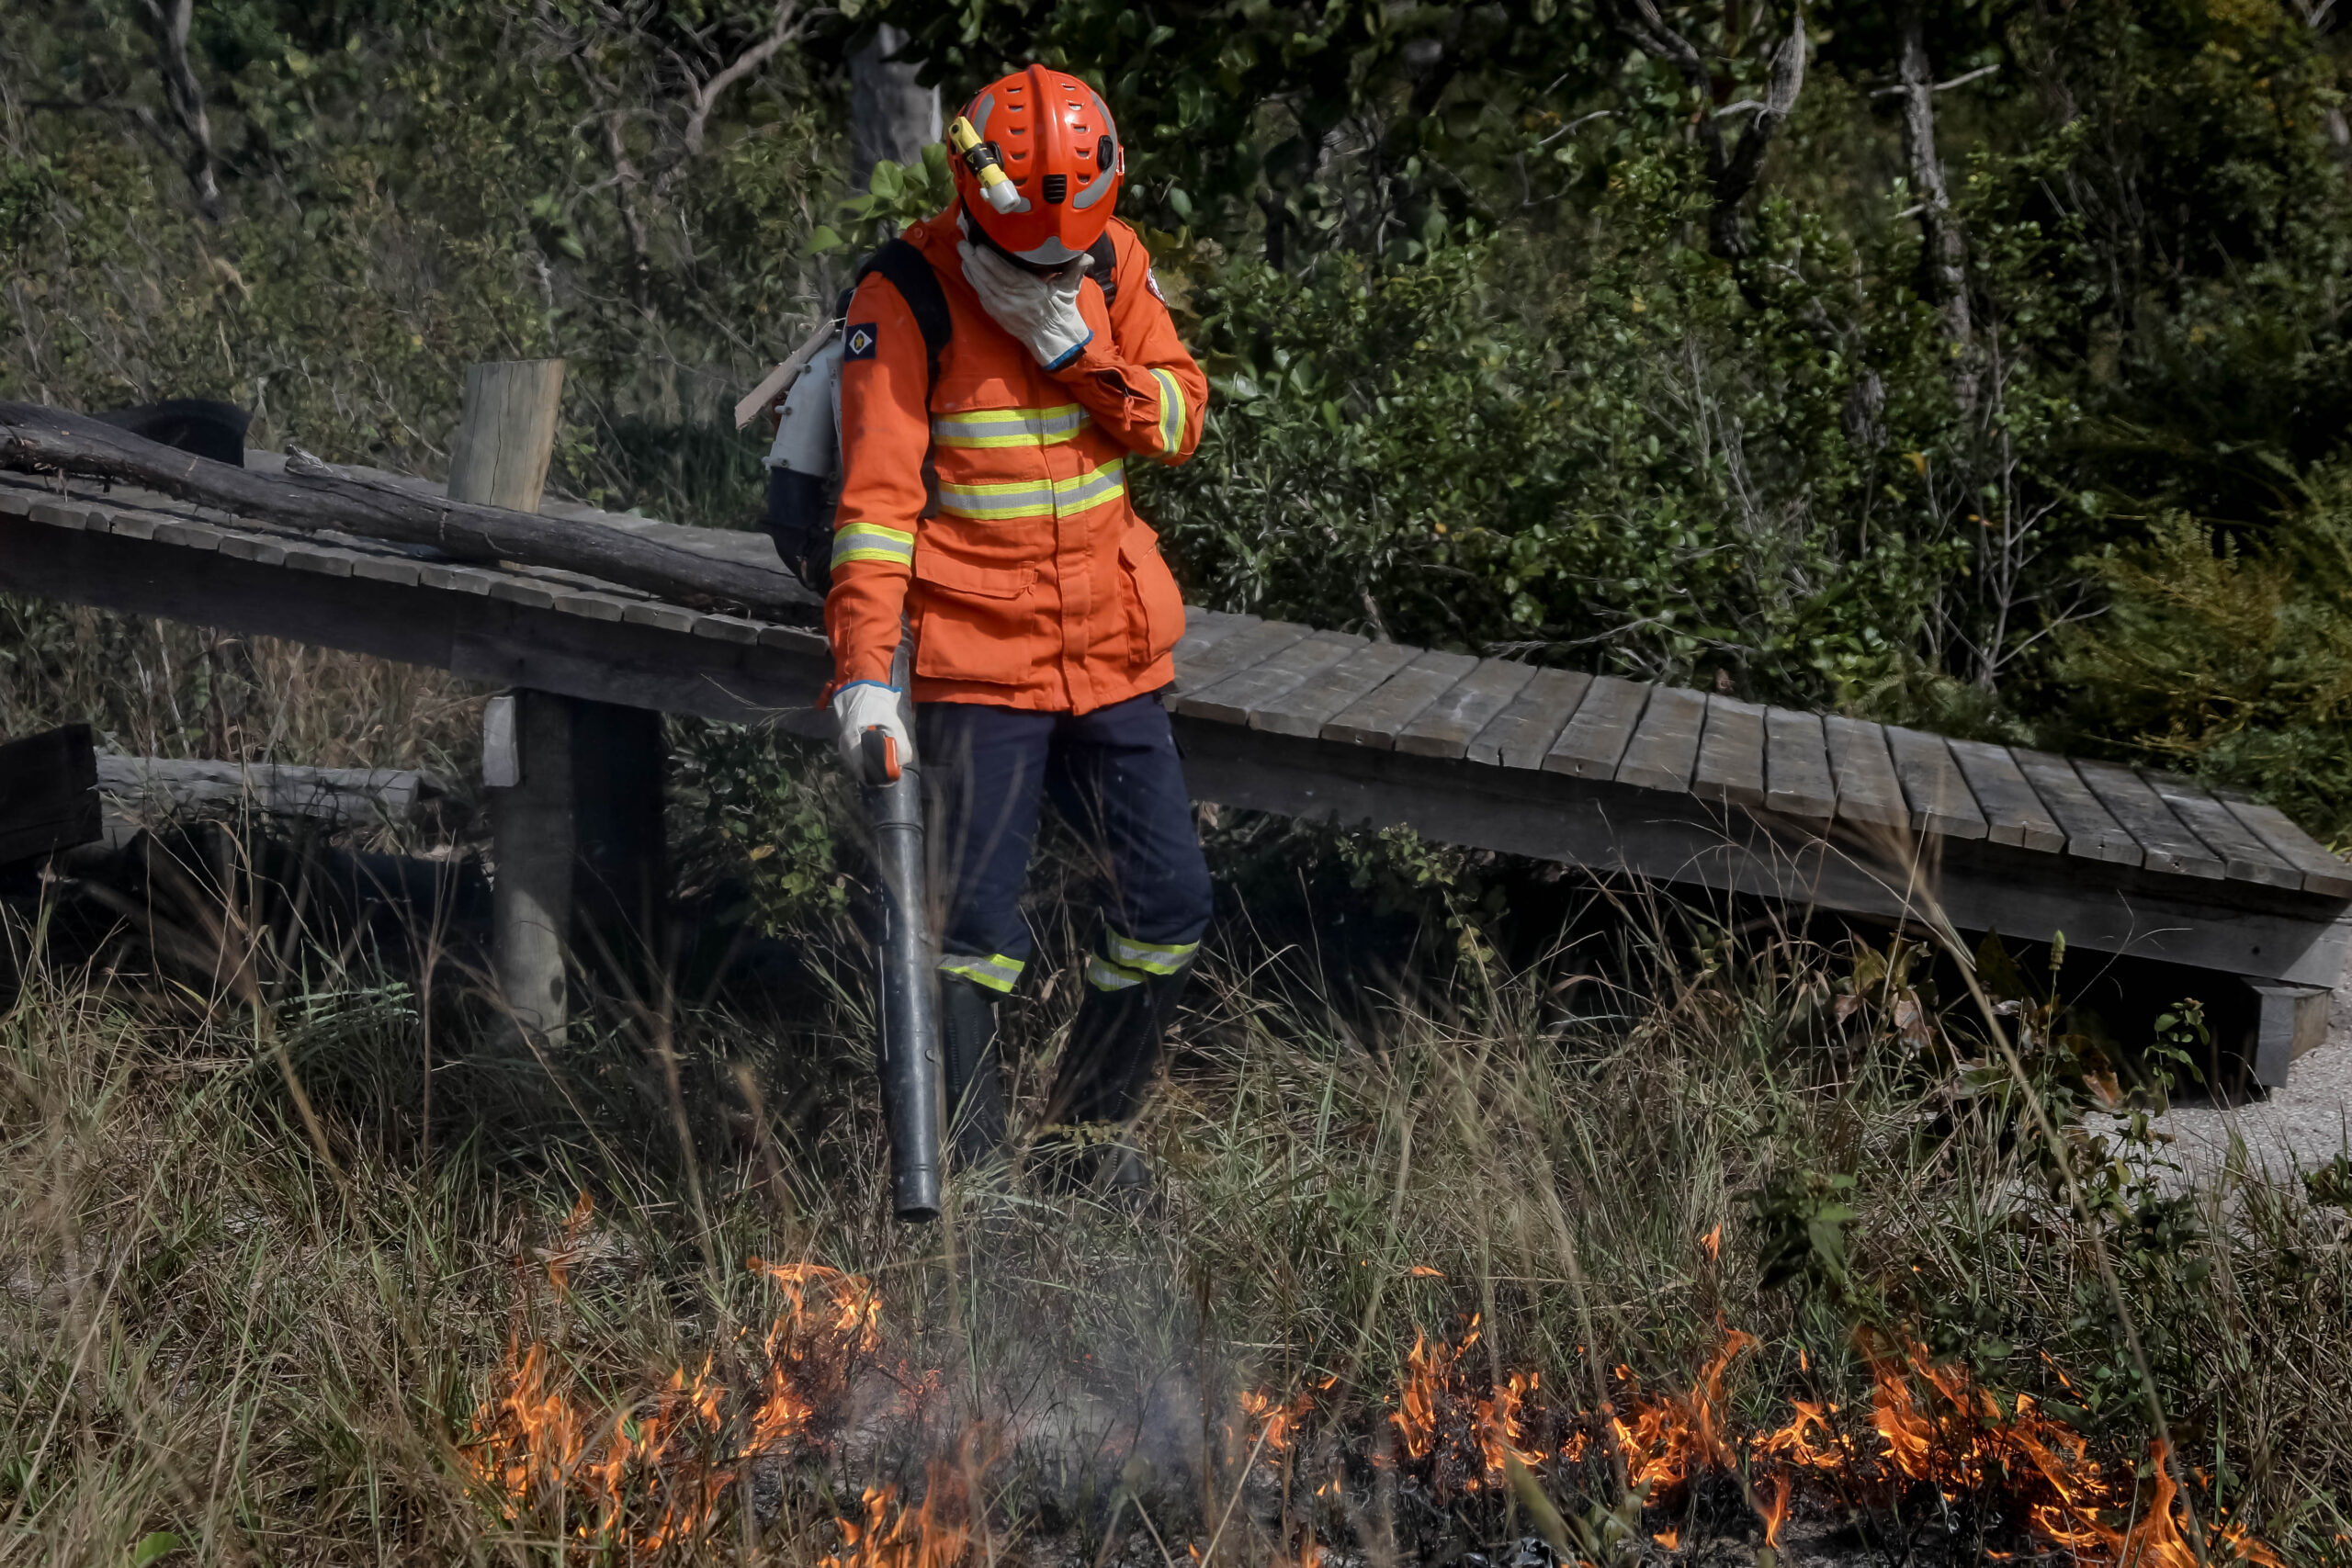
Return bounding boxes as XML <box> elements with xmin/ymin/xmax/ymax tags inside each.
<box><xmin>947</xmin><ymin>65</ymin><xmax>1125</xmax><ymax>265</ymax></box>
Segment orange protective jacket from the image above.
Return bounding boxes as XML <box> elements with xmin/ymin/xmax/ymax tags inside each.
<box><xmin>823</xmin><ymin>205</ymin><xmax>1209</xmax><ymax>713</ymax></box>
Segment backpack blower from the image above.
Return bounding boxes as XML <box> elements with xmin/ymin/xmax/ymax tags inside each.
<box><xmin>738</xmin><ymin>273</ymin><xmax>945</xmax><ymax>1223</ymax></box>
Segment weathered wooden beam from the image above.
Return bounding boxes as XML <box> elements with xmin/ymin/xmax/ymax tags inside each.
<box><xmin>0</xmin><ymin>725</ymin><xmax>100</xmax><ymax>864</ymax></box>
<box><xmin>0</xmin><ymin>398</ymin><xmax>815</xmax><ymax>617</ymax></box>
<box><xmin>96</xmin><ymin>756</ymin><xmax>441</xmax><ymax>829</ymax></box>
<box><xmin>0</xmin><ymin>497</ymin><xmax>833</xmax><ymax>730</ymax></box>
<box><xmin>1170</xmin><ymin>715</ymin><xmax>2352</xmax><ymax>988</ymax></box>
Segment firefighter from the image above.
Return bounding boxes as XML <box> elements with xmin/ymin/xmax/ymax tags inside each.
<box><xmin>823</xmin><ymin>64</ymin><xmax>1214</xmax><ymax>1190</ymax></box>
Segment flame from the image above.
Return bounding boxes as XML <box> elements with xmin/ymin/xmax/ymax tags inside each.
<box><xmin>1757</xmin><ymin>1470</ymin><xmax>1792</xmax><ymax>1547</ymax></box>
<box><xmin>1609</xmin><ymin>1328</ymin><xmax>1757</xmax><ymax>1492</ymax></box>
<box><xmin>1383</xmin><ymin>1317</ymin><xmax>1546</xmax><ymax>1498</ymax></box>
<box><xmin>820</xmin><ymin>1429</ymin><xmax>995</xmax><ymax>1568</ymax></box>
<box><xmin>462</xmin><ymin>1256</ymin><xmax>883</xmax><ymax>1552</ymax></box>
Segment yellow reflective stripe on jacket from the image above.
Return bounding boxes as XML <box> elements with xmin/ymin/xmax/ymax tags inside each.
<box><xmin>940</xmin><ymin>952</ymin><xmax>1025</xmax><ymax>994</ymax></box>
<box><xmin>1106</xmin><ymin>931</ymin><xmax>1197</xmax><ymax>976</ymax></box>
<box><xmin>936</xmin><ymin>458</ymin><xmax>1126</xmax><ymax>523</ymax></box>
<box><xmin>1148</xmin><ymin>367</ymin><xmax>1184</xmax><ymax>456</ymax></box>
<box><xmin>1085</xmin><ymin>953</ymin><xmax>1145</xmax><ymax>991</ymax></box>
<box><xmin>931</xmin><ymin>403</ymin><xmax>1089</xmax><ymax>449</ymax></box>
<box><xmin>831</xmin><ymin>522</ymin><xmax>914</xmax><ymax>568</ymax></box>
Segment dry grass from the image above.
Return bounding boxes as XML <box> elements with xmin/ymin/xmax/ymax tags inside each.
<box><xmin>3</xmin><ymin>867</ymin><xmax>2349</xmax><ymax>1567</ymax></box>
<box><xmin>0</xmin><ymin>597</ymin><xmax>484</xmax><ymax>775</ymax></box>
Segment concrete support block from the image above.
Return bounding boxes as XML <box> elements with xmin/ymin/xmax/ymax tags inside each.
<box><xmin>2247</xmin><ymin>982</ymin><xmax>2331</xmax><ymax>1089</ymax></box>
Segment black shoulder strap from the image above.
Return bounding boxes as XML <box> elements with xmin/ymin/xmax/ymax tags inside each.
<box><xmin>853</xmin><ymin>238</ymin><xmax>954</xmax><ymax>389</ymax></box>
<box><xmin>1086</xmin><ymin>231</ymin><xmax>1120</xmax><ymax>308</ymax></box>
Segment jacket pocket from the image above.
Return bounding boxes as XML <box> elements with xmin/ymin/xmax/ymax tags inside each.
<box><xmin>911</xmin><ymin>547</ymin><xmax>1040</xmax><ymax>684</ymax></box>
<box><xmin>1118</xmin><ymin>524</ymin><xmax>1187</xmax><ymax>667</ymax></box>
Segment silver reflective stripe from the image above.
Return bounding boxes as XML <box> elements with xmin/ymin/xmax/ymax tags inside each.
<box><xmin>831</xmin><ymin>523</ymin><xmax>914</xmax><ymax>567</ymax></box>
<box><xmin>1085</xmin><ymin>953</ymin><xmax>1144</xmax><ymax>991</ymax></box>
<box><xmin>936</xmin><ymin>458</ymin><xmax>1126</xmax><ymax>523</ymax></box>
<box><xmin>1149</xmin><ymin>367</ymin><xmax>1184</xmax><ymax>455</ymax></box>
<box><xmin>936</xmin><ymin>478</ymin><xmax>1055</xmax><ymax>521</ymax></box>
<box><xmin>930</xmin><ymin>404</ymin><xmax>1089</xmax><ymax>449</ymax></box>
<box><xmin>1106</xmin><ymin>931</ymin><xmax>1197</xmax><ymax>976</ymax></box>
<box><xmin>970</xmin><ymin>92</ymin><xmax>996</xmax><ymax>138</ymax></box>
<box><xmin>940</xmin><ymin>952</ymin><xmax>1025</xmax><ymax>994</ymax></box>
<box><xmin>1053</xmin><ymin>458</ymin><xmax>1125</xmax><ymax>513</ymax></box>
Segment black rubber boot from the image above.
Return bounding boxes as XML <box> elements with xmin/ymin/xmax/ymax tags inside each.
<box><xmin>939</xmin><ymin>971</ymin><xmax>1008</xmax><ymax>1169</ymax></box>
<box><xmin>1037</xmin><ymin>955</ymin><xmax>1195</xmax><ymax>1201</ymax></box>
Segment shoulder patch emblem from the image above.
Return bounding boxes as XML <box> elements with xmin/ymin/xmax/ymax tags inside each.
<box><xmin>843</xmin><ymin>321</ymin><xmax>879</xmax><ymax>360</ymax></box>
<box><xmin>1145</xmin><ymin>269</ymin><xmax>1166</xmax><ymax>303</ymax></box>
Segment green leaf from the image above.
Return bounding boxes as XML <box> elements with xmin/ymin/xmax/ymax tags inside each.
<box><xmin>808</xmin><ymin>225</ymin><xmax>846</xmax><ymax>254</ymax></box>
<box><xmin>131</xmin><ymin>1534</ymin><xmax>182</xmax><ymax>1567</ymax></box>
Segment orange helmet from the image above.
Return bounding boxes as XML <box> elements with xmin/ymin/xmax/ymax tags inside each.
<box><xmin>947</xmin><ymin>65</ymin><xmax>1124</xmax><ymax>265</ymax></box>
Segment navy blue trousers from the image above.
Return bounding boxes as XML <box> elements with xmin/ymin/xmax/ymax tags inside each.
<box><xmin>918</xmin><ymin>693</ymin><xmax>1213</xmax><ymax>996</ymax></box>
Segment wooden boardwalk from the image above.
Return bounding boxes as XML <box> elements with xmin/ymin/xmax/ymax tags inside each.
<box><xmin>4</xmin><ymin>462</ymin><xmax>2346</xmax><ymax>1083</ymax></box>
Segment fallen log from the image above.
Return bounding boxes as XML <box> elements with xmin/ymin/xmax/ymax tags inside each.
<box><xmin>96</xmin><ymin>756</ymin><xmax>447</xmax><ymax>831</ymax></box>
<box><xmin>0</xmin><ymin>400</ymin><xmax>817</xmax><ymax>619</ymax></box>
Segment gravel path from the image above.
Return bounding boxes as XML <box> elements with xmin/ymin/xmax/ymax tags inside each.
<box><xmin>2090</xmin><ymin>967</ymin><xmax>2352</xmax><ymax>1183</ymax></box>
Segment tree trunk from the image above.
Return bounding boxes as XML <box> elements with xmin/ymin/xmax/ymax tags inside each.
<box><xmin>1899</xmin><ymin>0</ymin><xmax>1978</xmax><ymax>411</ymax></box>
<box><xmin>850</xmin><ymin>25</ymin><xmax>940</xmax><ymax>196</ymax></box>
<box><xmin>0</xmin><ymin>400</ymin><xmax>815</xmax><ymax>617</ymax></box>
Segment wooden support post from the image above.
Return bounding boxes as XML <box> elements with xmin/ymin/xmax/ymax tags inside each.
<box><xmin>570</xmin><ymin>698</ymin><xmax>667</xmax><ymax>976</ymax></box>
<box><xmin>0</xmin><ymin>725</ymin><xmax>99</xmax><ymax>865</ymax></box>
<box><xmin>489</xmin><ymin>689</ymin><xmax>575</xmax><ymax>1042</ymax></box>
<box><xmin>458</xmin><ymin>359</ymin><xmax>573</xmax><ymax>1043</ymax></box>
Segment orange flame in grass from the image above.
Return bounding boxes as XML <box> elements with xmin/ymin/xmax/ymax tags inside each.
<box><xmin>1385</xmin><ymin>1317</ymin><xmax>1547</xmax><ymax>1496</ymax></box>
<box><xmin>820</xmin><ymin>1428</ymin><xmax>998</xmax><ymax>1568</ymax></box>
<box><xmin>1609</xmin><ymin>1327</ymin><xmax>1757</xmax><ymax>1492</ymax></box>
<box><xmin>463</xmin><ymin>1256</ymin><xmax>882</xmax><ymax>1553</ymax></box>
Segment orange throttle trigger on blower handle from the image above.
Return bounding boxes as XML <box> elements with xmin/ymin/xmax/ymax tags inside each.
<box><xmin>860</xmin><ymin>727</ymin><xmax>902</xmax><ymax>785</ymax></box>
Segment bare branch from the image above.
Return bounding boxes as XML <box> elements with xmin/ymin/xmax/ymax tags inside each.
<box><xmin>681</xmin><ymin>1</ymin><xmax>800</xmax><ymax>160</ymax></box>
<box><xmin>140</xmin><ymin>0</ymin><xmax>222</xmax><ymax>221</ymax></box>
<box><xmin>1870</xmin><ymin>62</ymin><xmax>2001</xmax><ymax>97</ymax></box>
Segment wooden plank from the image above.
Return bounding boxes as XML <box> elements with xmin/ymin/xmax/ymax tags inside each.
<box><xmin>2011</xmin><ymin>750</ymin><xmax>2141</xmax><ymax>865</ymax></box>
<box><xmin>1762</xmin><ymin>708</ymin><xmax>1836</xmax><ymax>823</ymax></box>
<box><xmin>1614</xmin><ymin>685</ymin><xmax>1707</xmax><ymax>794</ymax></box>
<box><xmin>1884</xmin><ymin>726</ymin><xmax>1988</xmax><ymax>840</ymax></box>
<box><xmin>2070</xmin><ymin>759</ymin><xmax>2224</xmax><ymax>879</ymax></box>
<box><xmin>0</xmin><ymin>724</ymin><xmax>100</xmax><ymax>863</ymax></box>
<box><xmin>2142</xmin><ymin>773</ymin><xmax>2302</xmax><ymax>890</ymax></box>
<box><xmin>1250</xmin><ymin>641</ymin><xmax>1419</xmax><ymax>739</ymax></box>
<box><xmin>1821</xmin><ymin>717</ymin><xmax>1907</xmax><ymax>830</ymax></box>
<box><xmin>1691</xmin><ymin>695</ymin><xmax>1768</xmax><ymax>809</ymax></box>
<box><xmin>1945</xmin><ymin>739</ymin><xmax>2064</xmax><ymax>852</ymax></box>
<box><xmin>28</xmin><ymin>501</ymin><xmax>97</xmax><ymax>531</ymax></box>
<box><xmin>621</xmin><ymin>599</ymin><xmax>694</xmax><ymax>631</ymax></box>
<box><xmin>1321</xmin><ymin>650</ymin><xmax>1483</xmax><ymax>750</ymax></box>
<box><xmin>1396</xmin><ymin>659</ymin><xmax>1540</xmax><ymax>760</ymax></box>
<box><xmin>692</xmin><ymin>614</ymin><xmax>762</xmax><ymax>645</ymax></box>
<box><xmin>1467</xmin><ymin>667</ymin><xmax>1591</xmax><ymax>769</ymax></box>
<box><xmin>2222</xmin><ymin>796</ymin><xmax>2352</xmax><ymax>898</ymax></box>
<box><xmin>1173</xmin><ymin>630</ymin><xmax>1366</xmax><ymax>725</ymax></box>
<box><xmin>1544</xmin><ymin>675</ymin><xmax>1651</xmax><ymax>780</ymax></box>
<box><xmin>1176</xmin><ymin>606</ymin><xmax>1259</xmax><ymax>660</ymax></box>
<box><xmin>1169</xmin><ymin>617</ymin><xmax>1310</xmax><ymax>694</ymax></box>
<box><xmin>351</xmin><ymin>555</ymin><xmax>422</xmax><ymax>586</ymax></box>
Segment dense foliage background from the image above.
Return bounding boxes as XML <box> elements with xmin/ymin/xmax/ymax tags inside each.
<box><xmin>7</xmin><ymin>0</ymin><xmax>2352</xmax><ymax>833</ymax></box>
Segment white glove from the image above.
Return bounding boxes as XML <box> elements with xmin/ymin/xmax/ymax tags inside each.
<box><xmin>832</xmin><ymin>681</ymin><xmax>914</xmax><ymax>781</ymax></box>
<box><xmin>960</xmin><ymin>241</ymin><xmax>1093</xmax><ymax>371</ymax></box>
